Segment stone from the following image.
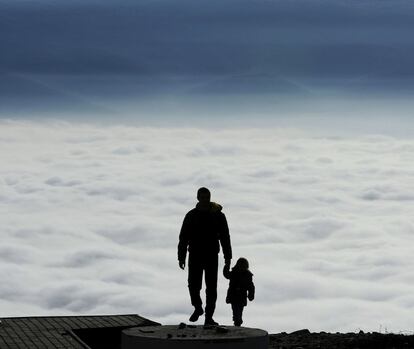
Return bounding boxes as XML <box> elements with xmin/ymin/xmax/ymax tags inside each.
<box><xmin>122</xmin><ymin>325</ymin><xmax>269</xmax><ymax>349</ymax></box>
<box><xmin>290</xmin><ymin>329</ymin><xmax>310</xmax><ymax>336</ymax></box>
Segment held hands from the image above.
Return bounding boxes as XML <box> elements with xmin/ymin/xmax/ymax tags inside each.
<box><xmin>223</xmin><ymin>259</ymin><xmax>231</xmax><ymax>278</ymax></box>
<box><xmin>179</xmin><ymin>260</ymin><xmax>185</xmax><ymax>270</ymax></box>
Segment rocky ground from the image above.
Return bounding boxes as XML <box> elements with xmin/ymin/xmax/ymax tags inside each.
<box><xmin>269</xmin><ymin>329</ymin><xmax>414</xmax><ymax>349</ymax></box>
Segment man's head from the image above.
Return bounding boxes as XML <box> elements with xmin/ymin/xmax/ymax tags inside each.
<box><xmin>197</xmin><ymin>187</ymin><xmax>211</xmax><ymax>205</ymax></box>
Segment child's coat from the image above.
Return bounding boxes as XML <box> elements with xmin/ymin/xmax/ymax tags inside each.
<box><xmin>223</xmin><ymin>265</ymin><xmax>255</xmax><ymax>306</ymax></box>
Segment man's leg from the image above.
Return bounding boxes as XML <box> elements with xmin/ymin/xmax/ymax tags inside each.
<box><xmin>188</xmin><ymin>254</ymin><xmax>204</xmax><ymax>321</ymax></box>
<box><xmin>204</xmin><ymin>254</ymin><xmax>218</xmax><ymax>323</ymax></box>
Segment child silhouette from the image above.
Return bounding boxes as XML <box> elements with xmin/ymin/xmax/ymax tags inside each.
<box><xmin>223</xmin><ymin>257</ymin><xmax>255</xmax><ymax>327</ymax></box>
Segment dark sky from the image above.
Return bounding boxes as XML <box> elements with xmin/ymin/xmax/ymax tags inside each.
<box><xmin>1</xmin><ymin>0</ymin><xmax>414</xmax><ymax>118</ymax></box>
<box><xmin>2</xmin><ymin>0</ymin><xmax>414</xmax><ymax>76</ymax></box>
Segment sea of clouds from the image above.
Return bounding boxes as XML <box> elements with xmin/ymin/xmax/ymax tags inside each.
<box><xmin>1</xmin><ymin>119</ymin><xmax>414</xmax><ymax>334</ymax></box>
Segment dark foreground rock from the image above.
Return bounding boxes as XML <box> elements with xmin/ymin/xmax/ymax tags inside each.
<box><xmin>269</xmin><ymin>330</ymin><xmax>414</xmax><ymax>349</ymax></box>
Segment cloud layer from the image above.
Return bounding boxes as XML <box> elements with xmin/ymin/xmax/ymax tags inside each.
<box><xmin>1</xmin><ymin>120</ymin><xmax>414</xmax><ymax>333</ymax></box>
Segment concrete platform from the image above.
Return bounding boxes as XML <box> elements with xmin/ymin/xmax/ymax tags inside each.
<box><xmin>122</xmin><ymin>324</ymin><xmax>268</xmax><ymax>349</ymax></box>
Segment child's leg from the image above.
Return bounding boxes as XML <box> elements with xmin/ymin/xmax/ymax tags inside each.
<box><xmin>231</xmin><ymin>303</ymin><xmax>243</xmax><ymax>326</ymax></box>
<box><xmin>238</xmin><ymin>305</ymin><xmax>244</xmax><ymax>326</ymax></box>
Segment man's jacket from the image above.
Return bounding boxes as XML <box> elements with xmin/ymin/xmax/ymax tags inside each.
<box><xmin>178</xmin><ymin>202</ymin><xmax>232</xmax><ymax>262</ymax></box>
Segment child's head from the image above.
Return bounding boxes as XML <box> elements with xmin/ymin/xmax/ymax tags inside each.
<box><xmin>233</xmin><ymin>257</ymin><xmax>249</xmax><ymax>271</ymax></box>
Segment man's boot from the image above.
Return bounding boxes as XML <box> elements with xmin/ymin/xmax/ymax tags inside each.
<box><xmin>189</xmin><ymin>307</ymin><xmax>204</xmax><ymax>322</ymax></box>
<box><xmin>204</xmin><ymin>316</ymin><xmax>218</xmax><ymax>326</ymax></box>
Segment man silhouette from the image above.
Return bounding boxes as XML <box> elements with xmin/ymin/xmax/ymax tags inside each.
<box><xmin>178</xmin><ymin>187</ymin><xmax>232</xmax><ymax>326</ymax></box>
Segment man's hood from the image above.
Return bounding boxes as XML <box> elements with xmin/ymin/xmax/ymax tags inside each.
<box><xmin>196</xmin><ymin>201</ymin><xmax>223</xmax><ymax>212</ymax></box>
<box><xmin>210</xmin><ymin>202</ymin><xmax>223</xmax><ymax>212</ymax></box>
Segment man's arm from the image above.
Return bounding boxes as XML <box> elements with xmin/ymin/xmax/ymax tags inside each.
<box><xmin>178</xmin><ymin>213</ymin><xmax>191</xmax><ymax>269</ymax></box>
<box><xmin>218</xmin><ymin>213</ymin><xmax>232</xmax><ymax>263</ymax></box>
<box><xmin>223</xmin><ymin>264</ymin><xmax>231</xmax><ymax>279</ymax></box>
